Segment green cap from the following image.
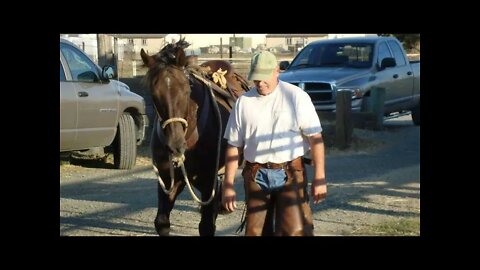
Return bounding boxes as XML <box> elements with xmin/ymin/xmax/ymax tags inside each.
<box><xmin>247</xmin><ymin>51</ymin><xmax>277</xmax><ymax>81</ymax></box>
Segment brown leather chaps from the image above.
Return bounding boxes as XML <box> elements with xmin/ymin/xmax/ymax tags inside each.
<box><xmin>242</xmin><ymin>157</ymin><xmax>314</xmax><ymax>236</ymax></box>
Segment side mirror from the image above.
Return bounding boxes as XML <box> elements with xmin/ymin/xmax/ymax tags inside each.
<box><xmin>101</xmin><ymin>65</ymin><xmax>115</xmax><ymax>80</ymax></box>
<box><xmin>379</xmin><ymin>57</ymin><xmax>396</xmax><ymax>70</ymax></box>
<box><xmin>279</xmin><ymin>60</ymin><xmax>290</xmax><ymax>71</ymax></box>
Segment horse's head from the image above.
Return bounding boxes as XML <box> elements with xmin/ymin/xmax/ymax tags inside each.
<box><xmin>141</xmin><ymin>39</ymin><xmax>192</xmax><ymax>165</ymax></box>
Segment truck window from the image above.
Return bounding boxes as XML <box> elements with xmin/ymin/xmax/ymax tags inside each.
<box><xmin>290</xmin><ymin>46</ymin><xmax>315</xmax><ymax>66</ymax></box>
<box><xmin>60</xmin><ymin>61</ymin><xmax>66</xmax><ymax>81</ymax></box>
<box><xmin>340</xmin><ymin>44</ymin><xmax>373</xmax><ymax>67</ymax></box>
<box><xmin>377</xmin><ymin>42</ymin><xmax>393</xmax><ymax>66</ymax></box>
<box><xmin>60</xmin><ymin>44</ymin><xmax>100</xmax><ymax>83</ymax></box>
<box><xmin>387</xmin><ymin>40</ymin><xmax>406</xmax><ymax>66</ymax></box>
<box><xmin>290</xmin><ymin>43</ymin><xmax>373</xmax><ymax>69</ymax></box>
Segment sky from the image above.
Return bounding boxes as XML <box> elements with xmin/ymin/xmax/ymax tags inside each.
<box><xmin>167</xmin><ymin>34</ymin><xmax>267</xmax><ymax>49</ymax></box>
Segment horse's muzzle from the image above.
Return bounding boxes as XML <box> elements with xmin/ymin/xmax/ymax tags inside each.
<box><xmin>171</xmin><ymin>154</ymin><xmax>185</xmax><ymax>168</ymax></box>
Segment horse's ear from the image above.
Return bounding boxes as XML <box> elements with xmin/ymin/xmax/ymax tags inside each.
<box><xmin>175</xmin><ymin>48</ymin><xmax>187</xmax><ymax>67</ymax></box>
<box><xmin>140</xmin><ymin>49</ymin><xmax>155</xmax><ymax>68</ymax></box>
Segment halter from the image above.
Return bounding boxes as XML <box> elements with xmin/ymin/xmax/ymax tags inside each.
<box><xmin>161</xmin><ymin>117</ymin><xmax>188</xmax><ymax>136</ymax></box>
<box><xmin>156</xmin><ymin>66</ymin><xmax>191</xmax><ymax>136</ymax></box>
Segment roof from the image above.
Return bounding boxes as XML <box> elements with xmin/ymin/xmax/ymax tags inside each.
<box><xmin>309</xmin><ymin>36</ymin><xmax>396</xmax><ymax>44</ymax></box>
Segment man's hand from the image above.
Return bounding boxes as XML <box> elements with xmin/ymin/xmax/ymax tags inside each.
<box><xmin>222</xmin><ymin>183</ymin><xmax>237</xmax><ymax>212</ymax></box>
<box><xmin>311</xmin><ymin>178</ymin><xmax>327</xmax><ymax>204</ymax></box>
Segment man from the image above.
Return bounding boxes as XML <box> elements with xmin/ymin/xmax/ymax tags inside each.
<box><xmin>221</xmin><ymin>51</ymin><xmax>327</xmax><ymax>236</ymax></box>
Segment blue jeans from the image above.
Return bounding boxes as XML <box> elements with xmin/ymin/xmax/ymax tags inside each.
<box><xmin>254</xmin><ymin>168</ymin><xmax>287</xmax><ymax>192</ymax></box>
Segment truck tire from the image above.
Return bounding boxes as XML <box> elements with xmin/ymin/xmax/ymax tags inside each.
<box><xmin>113</xmin><ymin>113</ymin><xmax>137</xmax><ymax>169</ymax></box>
<box><xmin>411</xmin><ymin>105</ymin><xmax>420</xmax><ymax>126</ymax></box>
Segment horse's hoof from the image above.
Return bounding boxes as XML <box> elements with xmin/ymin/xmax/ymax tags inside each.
<box><xmin>154</xmin><ymin>219</ymin><xmax>171</xmax><ymax>236</ymax></box>
<box><xmin>155</xmin><ymin>224</ymin><xmax>170</xmax><ymax>236</ymax></box>
<box><xmin>199</xmin><ymin>223</ymin><xmax>216</xmax><ymax>236</ymax></box>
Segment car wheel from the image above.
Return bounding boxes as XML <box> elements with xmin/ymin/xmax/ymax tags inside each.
<box><xmin>114</xmin><ymin>113</ymin><xmax>137</xmax><ymax>169</ymax></box>
<box><xmin>411</xmin><ymin>104</ymin><xmax>420</xmax><ymax>126</ymax></box>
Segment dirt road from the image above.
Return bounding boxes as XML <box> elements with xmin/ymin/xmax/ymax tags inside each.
<box><xmin>60</xmin><ymin>115</ymin><xmax>420</xmax><ymax>236</ymax></box>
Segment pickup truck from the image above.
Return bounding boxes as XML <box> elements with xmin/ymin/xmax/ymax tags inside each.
<box><xmin>278</xmin><ymin>36</ymin><xmax>420</xmax><ymax>125</ymax></box>
<box><xmin>60</xmin><ymin>38</ymin><xmax>148</xmax><ymax>169</ymax></box>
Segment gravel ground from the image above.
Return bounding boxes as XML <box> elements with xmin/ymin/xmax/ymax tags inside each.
<box><xmin>60</xmin><ymin>115</ymin><xmax>419</xmax><ymax>236</ymax></box>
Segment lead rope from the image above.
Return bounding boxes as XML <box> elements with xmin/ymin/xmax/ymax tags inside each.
<box><xmin>174</xmin><ymin>78</ymin><xmax>223</xmax><ymax>206</ymax></box>
<box><xmin>235</xmin><ymin>203</ymin><xmax>247</xmax><ymax>234</ymax></box>
<box><xmin>180</xmin><ymin>163</ymin><xmax>216</xmax><ymax>205</ymax></box>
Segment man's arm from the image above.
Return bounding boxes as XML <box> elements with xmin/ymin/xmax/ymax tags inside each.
<box><xmin>222</xmin><ymin>144</ymin><xmax>242</xmax><ymax>212</ymax></box>
<box><xmin>308</xmin><ymin>133</ymin><xmax>327</xmax><ymax>204</ymax></box>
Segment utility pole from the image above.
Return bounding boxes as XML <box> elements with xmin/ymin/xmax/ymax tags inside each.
<box><xmin>97</xmin><ymin>34</ymin><xmax>114</xmax><ymax>68</ymax></box>
<box><xmin>220</xmin><ymin>37</ymin><xmax>223</xmax><ymax>59</ymax></box>
<box><xmin>229</xmin><ymin>34</ymin><xmax>234</xmax><ymax>60</ymax></box>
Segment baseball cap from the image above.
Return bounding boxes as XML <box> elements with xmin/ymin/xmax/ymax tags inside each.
<box><xmin>247</xmin><ymin>51</ymin><xmax>278</xmax><ymax>81</ymax></box>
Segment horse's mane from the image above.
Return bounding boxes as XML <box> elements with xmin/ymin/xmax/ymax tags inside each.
<box><xmin>155</xmin><ymin>39</ymin><xmax>190</xmax><ymax>66</ymax></box>
<box><xmin>144</xmin><ymin>39</ymin><xmax>191</xmax><ymax>87</ymax></box>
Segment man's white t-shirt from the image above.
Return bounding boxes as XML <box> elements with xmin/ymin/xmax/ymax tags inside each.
<box><xmin>224</xmin><ymin>80</ymin><xmax>322</xmax><ymax>163</ymax></box>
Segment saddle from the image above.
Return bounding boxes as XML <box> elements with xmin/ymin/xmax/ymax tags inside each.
<box><xmin>186</xmin><ymin>61</ymin><xmax>250</xmax><ymax>110</ymax></box>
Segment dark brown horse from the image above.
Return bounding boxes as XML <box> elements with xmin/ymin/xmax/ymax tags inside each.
<box><xmin>140</xmin><ymin>40</ymin><xmax>249</xmax><ymax>236</ymax></box>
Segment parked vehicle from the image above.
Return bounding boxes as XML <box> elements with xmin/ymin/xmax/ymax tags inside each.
<box><xmin>279</xmin><ymin>36</ymin><xmax>420</xmax><ymax>125</ymax></box>
<box><xmin>60</xmin><ymin>38</ymin><xmax>148</xmax><ymax>169</ymax></box>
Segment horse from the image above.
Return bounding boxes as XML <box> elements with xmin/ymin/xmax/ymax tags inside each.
<box><xmin>140</xmin><ymin>39</ymin><xmax>249</xmax><ymax>236</ymax></box>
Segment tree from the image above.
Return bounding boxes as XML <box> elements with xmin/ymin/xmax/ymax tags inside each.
<box><xmin>378</xmin><ymin>34</ymin><xmax>420</xmax><ymax>53</ymax></box>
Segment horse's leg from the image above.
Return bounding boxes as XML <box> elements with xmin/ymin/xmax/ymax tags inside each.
<box><xmin>154</xmin><ymin>178</ymin><xmax>185</xmax><ymax>236</ymax></box>
<box><xmin>151</xmin><ymin>120</ymin><xmax>186</xmax><ymax>236</ymax></box>
<box><xmin>197</xmin><ymin>172</ymin><xmax>220</xmax><ymax>236</ymax></box>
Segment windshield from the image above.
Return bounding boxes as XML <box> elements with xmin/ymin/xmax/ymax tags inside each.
<box><xmin>289</xmin><ymin>42</ymin><xmax>373</xmax><ymax>69</ymax></box>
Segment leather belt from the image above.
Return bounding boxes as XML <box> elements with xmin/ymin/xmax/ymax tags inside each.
<box><xmin>246</xmin><ymin>157</ymin><xmax>302</xmax><ymax>170</ymax></box>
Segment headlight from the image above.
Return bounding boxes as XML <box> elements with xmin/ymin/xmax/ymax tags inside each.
<box><xmin>337</xmin><ymin>88</ymin><xmax>362</xmax><ymax>99</ymax></box>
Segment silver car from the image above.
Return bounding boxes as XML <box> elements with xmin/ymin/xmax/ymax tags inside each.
<box><xmin>60</xmin><ymin>38</ymin><xmax>147</xmax><ymax>169</ymax></box>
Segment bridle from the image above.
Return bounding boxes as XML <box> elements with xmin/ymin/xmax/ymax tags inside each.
<box><xmin>161</xmin><ymin>117</ymin><xmax>188</xmax><ymax>136</ymax></box>
<box><xmin>154</xmin><ymin>65</ymin><xmax>191</xmax><ymax>136</ymax></box>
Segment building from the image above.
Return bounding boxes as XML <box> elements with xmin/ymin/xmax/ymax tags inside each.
<box><xmin>265</xmin><ymin>34</ymin><xmax>328</xmax><ymax>52</ymax></box>
<box><xmin>110</xmin><ymin>34</ymin><xmax>167</xmax><ymax>60</ymax></box>
<box><xmin>229</xmin><ymin>37</ymin><xmax>252</xmax><ymax>51</ymax></box>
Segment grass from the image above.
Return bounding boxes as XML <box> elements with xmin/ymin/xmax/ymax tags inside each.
<box><xmin>350</xmin><ymin>218</ymin><xmax>420</xmax><ymax>236</ymax></box>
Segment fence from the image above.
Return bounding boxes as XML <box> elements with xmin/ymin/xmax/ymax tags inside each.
<box><xmin>117</xmin><ymin>52</ymin><xmax>295</xmax><ymax>80</ymax></box>
<box><xmin>319</xmin><ymin>88</ymin><xmax>386</xmax><ymax>149</ymax></box>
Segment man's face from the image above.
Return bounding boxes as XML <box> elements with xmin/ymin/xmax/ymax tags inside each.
<box><xmin>253</xmin><ymin>68</ymin><xmax>279</xmax><ymax>95</ymax></box>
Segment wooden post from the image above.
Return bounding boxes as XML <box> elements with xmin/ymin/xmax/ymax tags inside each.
<box><xmin>97</xmin><ymin>34</ymin><xmax>114</xmax><ymax>67</ymax></box>
<box><xmin>370</xmin><ymin>87</ymin><xmax>386</xmax><ymax>130</ymax></box>
<box><xmin>132</xmin><ymin>60</ymin><xmax>136</xmax><ymax>77</ymax></box>
<box><xmin>113</xmin><ymin>37</ymin><xmax>119</xmax><ymax>79</ymax></box>
<box><xmin>220</xmin><ymin>38</ymin><xmax>223</xmax><ymax>59</ymax></box>
<box><xmin>335</xmin><ymin>90</ymin><xmax>353</xmax><ymax>149</ymax></box>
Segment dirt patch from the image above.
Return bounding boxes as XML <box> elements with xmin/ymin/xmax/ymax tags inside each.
<box><xmin>60</xmin><ymin>115</ymin><xmax>420</xmax><ymax>236</ymax></box>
